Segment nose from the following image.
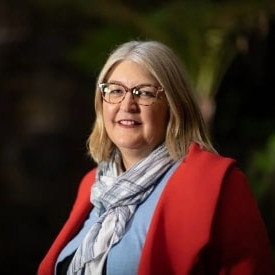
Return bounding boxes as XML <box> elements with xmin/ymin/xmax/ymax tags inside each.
<box><xmin>119</xmin><ymin>92</ymin><xmax>139</xmax><ymax>112</ymax></box>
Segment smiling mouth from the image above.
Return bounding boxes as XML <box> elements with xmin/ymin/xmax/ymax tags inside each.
<box><xmin>119</xmin><ymin>120</ymin><xmax>141</xmax><ymax>125</ymax></box>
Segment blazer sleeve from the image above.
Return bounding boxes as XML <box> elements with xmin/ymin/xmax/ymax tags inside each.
<box><xmin>208</xmin><ymin>167</ymin><xmax>275</xmax><ymax>274</ymax></box>
<box><xmin>37</xmin><ymin>168</ymin><xmax>96</xmax><ymax>275</ymax></box>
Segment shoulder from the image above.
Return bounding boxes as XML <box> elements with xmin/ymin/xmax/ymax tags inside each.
<box><xmin>174</xmin><ymin>143</ymin><xmax>236</xmax><ymax>180</ymax></box>
<box><xmin>76</xmin><ymin>168</ymin><xmax>97</xmax><ymax>198</ymax></box>
<box><xmin>185</xmin><ymin>143</ymin><xmax>235</xmax><ymax>166</ymax></box>
<box><xmin>186</xmin><ymin>143</ymin><xmax>247</xmax><ymax>186</ymax></box>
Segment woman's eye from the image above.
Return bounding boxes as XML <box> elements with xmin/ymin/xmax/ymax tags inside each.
<box><xmin>110</xmin><ymin>89</ymin><xmax>122</xmax><ymax>94</ymax></box>
<box><xmin>109</xmin><ymin>88</ymin><xmax>124</xmax><ymax>96</ymax></box>
<box><xmin>137</xmin><ymin>89</ymin><xmax>155</xmax><ymax>98</ymax></box>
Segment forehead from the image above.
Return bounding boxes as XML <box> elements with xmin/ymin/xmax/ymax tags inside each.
<box><xmin>107</xmin><ymin>60</ymin><xmax>158</xmax><ymax>86</ymax></box>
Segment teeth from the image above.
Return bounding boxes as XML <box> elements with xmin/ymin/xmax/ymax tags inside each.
<box><xmin>120</xmin><ymin>120</ymin><xmax>135</xmax><ymax>125</ymax></box>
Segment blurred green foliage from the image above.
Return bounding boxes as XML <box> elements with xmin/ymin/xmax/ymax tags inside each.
<box><xmin>248</xmin><ymin>132</ymin><xmax>275</xmax><ymax>198</ymax></box>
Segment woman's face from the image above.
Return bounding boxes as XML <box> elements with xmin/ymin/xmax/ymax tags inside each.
<box><xmin>102</xmin><ymin>60</ymin><xmax>169</xmax><ymax>168</ymax></box>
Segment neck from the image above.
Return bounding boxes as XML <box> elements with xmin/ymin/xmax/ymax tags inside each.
<box><xmin>120</xmin><ymin>148</ymin><xmax>152</xmax><ymax>170</ymax></box>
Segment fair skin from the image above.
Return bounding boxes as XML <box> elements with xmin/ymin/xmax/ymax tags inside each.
<box><xmin>103</xmin><ymin>60</ymin><xmax>169</xmax><ymax>169</ymax></box>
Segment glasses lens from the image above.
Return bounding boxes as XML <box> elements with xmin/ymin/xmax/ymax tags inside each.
<box><xmin>134</xmin><ymin>86</ymin><xmax>158</xmax><ymax>106</ymax></box>
<box><xmin>100</xmin><ymin>83</ymin><xmax>125</xmax><ymax>104</ymax></box>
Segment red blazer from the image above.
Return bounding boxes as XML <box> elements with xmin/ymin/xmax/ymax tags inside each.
<box><xmin>38</xmin><ymin>143</ymin><xmax>275</xmax><ymax>274</ymax></box>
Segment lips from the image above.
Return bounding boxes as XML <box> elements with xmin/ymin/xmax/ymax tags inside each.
<box><xmin>118</xmin><ymin>119</ymin><xmax>141</xmax><ymax>125</ymax></box>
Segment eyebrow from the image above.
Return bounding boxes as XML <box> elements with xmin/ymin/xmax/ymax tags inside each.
<box><xmin>107</xmin><ymin>80</ymin><xmax>159</xmax><ymax>87</ymax></box>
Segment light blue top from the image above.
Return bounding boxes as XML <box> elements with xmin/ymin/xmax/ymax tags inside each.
<box><xmin>55</xmin><ymin>161</ymin><xmax>180</xmax><ymax>275</ymax></box>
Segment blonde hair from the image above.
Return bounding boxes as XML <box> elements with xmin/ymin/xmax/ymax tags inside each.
<box><xmin>87</xmin><ymin>40</ymin><xmax>216</xmax><ymax>163</ymax></box>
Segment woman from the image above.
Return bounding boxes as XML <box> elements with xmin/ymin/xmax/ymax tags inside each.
<box><xmin>38</xmin><ymin>40</ymin><xmax>275</xmax><ymax>274</ymax></box>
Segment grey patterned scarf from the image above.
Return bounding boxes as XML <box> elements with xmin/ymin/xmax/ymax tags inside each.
<box><xmin>67</xmin><ymin>144</ymin><xmax>175</xmax><ymax>275</ymax></box>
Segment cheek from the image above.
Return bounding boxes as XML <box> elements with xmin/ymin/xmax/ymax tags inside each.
<box><xmin>102</xmin><ymin>105</ymin><xmax>108</xmax><ymax>121</ymax></box>
<box><xmin>102</xmin><ymin>103</ymin><xmax>116</xmax><ymax>122</ymax></box>
<box><xmin>102</xmin><ymin>105</ymin><xmax>114</xmax><ymax>135</ymax></box>
<box><xmin>155</xmin><ymin>103</ymin><xmax>169</xmax><ymax>123</ymax></box>
<box><xmin>146</xmin><ymin>108</ymin><xmax>169</xmax><ymax>134</ymax></box>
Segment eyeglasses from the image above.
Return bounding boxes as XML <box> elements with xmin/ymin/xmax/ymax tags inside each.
<box><xmin>98</xmin><ymin>82</ymin><xmax>164</xmax><ymax>106</ymax></box>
